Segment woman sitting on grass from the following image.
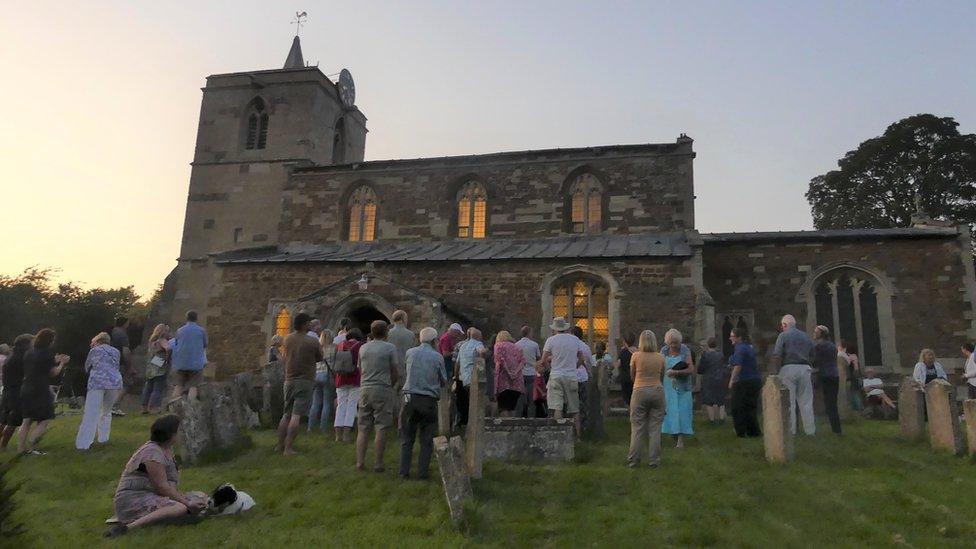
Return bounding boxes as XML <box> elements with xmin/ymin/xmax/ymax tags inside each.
<box><xmin>107</xmin><ymin>415</ymin><xmax>207</xmax><ymax>537</ymax></box>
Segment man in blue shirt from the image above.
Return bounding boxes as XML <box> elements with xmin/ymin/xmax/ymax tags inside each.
<box><xmin>453</xmin><ymin>328</ymin><xmax>486</xmax><ymax>427</ymax></box>
<box><xmin>399</xmin><ymin>327</ymin><xmax>447</xmax><ymax>480</ymax></box>
<box><xmin>171</xmin><ymin>310</ymin><xmax>208</xmax><ymax>400</ymax></box>
<box><xmin>728</xmin><ymin>327</ymin><xmax>762</xmax><ymax>438</ymax></box>
<box><xmin>771</xmin><ymin>314</ymin><xmax>815</xmax><ymax>435</ymax></box>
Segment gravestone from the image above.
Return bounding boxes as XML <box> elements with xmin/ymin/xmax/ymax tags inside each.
<box><xmin>484</xmin><ymin>418</ymin><xmax>574</xmax><ymax>462</ymax></box>
<box><xmin>433</xmin><ymin>435</ymin><xmax>472</xmax><ymax>526</ymax></box>
<box><xmin>925</xmin><ymin>379</ymin><xmax>964</xmax><ymax>455</ymax></box>
<box><xmin>167</xmin><ymin>382</ymin><xmax>252</xmax><ymax>464</ymax></box>
<box><xmin>762</xmin><ymin>375</ymin><xmax>794</xmax><ymax>464</ymax></box>
<box><xmin>261</xmin><ymin>361</ymin><xmax>284</xmax><ymax>427</ymax></box>
<box><xmin>438</xmin><ymin>384</ymin><xmax>453</xmax><ymax>436</ymax></box>
<box><xmin>963</xmin><ymin>400</ymin><xmax>976</xmax><ymax>457</ymax></box>
<box><xmin>231</xmin><ymin>372</ymin><xmax>261</xmax><ymax>429</ymax></box>
<box><xmin>598</xmin><ymin>358</ymin><xmax>611</xmax><ymax>420</ymax></box>
<box><xmin>584</xmin><ymin>363</ymin><xmax>605</xmax><ymax>440</ymax></box>
<box><xmin>836</xmin><ymin>355</ymin><xmax>851</xmax><ymax>421</ymax></box>
<box><xmin>898</xmin><ymin>377</ymin><xmax>926</xmax><ymax>441</ymax></box>
<box><xmin>465</xmin><ymin>357</ymin><xmax>486</xmax><ymax>479</ymax></box>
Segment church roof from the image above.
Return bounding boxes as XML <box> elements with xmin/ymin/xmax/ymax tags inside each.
<box><xmin>283</xmin><ymin>36</ymin><xmax>305</xmax><ymax>69</ymax></box>
<box><xmin>213</xmin><ymin>232</ymin><xmax>693</xmax><ymax>265</ymax></box>
<box><xmin>701</xmin><ymin>226</ymin><xmax>959</xmax><ymax>243</ymax></box>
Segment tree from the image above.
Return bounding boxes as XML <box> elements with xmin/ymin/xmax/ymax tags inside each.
<box><xmin>806</xmin><ymin>114</ymin><xmax>976</xmax><ymax>229</ymax></box>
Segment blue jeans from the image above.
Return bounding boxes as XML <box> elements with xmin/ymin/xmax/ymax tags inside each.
<box><xmin>308</xmin><ymin>370</ymin><xmax>336</xmax><ymax>432</ymax></box>
<box><xmin>141</xmin><ymin>375</ymin><xmax>167</xmax><ymax>410</ymax></box>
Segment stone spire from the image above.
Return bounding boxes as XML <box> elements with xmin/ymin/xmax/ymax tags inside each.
<box><xmin>283</xmin><ymin>35</ymin><xmax>305</xmax><ymax>69</ymax></box>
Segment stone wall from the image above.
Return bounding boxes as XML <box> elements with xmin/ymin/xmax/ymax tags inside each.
<box><xmin>703</xmin><ymin>231</ymin><xmax>976</xmax><ymax>373</ymax></box>
<box><xmin>204</xmin><ymin>257</ymin><xmax>699</xmax><ymax>378</ymax></box>
<box><xmin>278</xmin><ymin>141</ymin><xmax>695</xmax><ymax>248</ymax></box>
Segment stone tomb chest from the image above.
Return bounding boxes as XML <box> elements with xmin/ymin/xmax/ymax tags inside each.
<box><xmin>483</xmin><ymin>418</ymin><xmax>575</xmax><ymax>463</ymax></box>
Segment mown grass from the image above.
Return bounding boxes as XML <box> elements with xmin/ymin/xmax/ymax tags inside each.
<box><xmin>6</xmin><ymin>413</ymin><xmax>976</xmax><ymax>548</ymax></box>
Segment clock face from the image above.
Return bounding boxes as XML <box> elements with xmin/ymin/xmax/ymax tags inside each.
<box><xmin>338</xmin><ymin>69</ymin><xmax>355</xmax><ymax>107</ymax></box>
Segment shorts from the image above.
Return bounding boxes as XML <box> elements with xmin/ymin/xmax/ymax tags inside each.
<box><xmin>867</xmin><ymin>394</ymin><xmax>884</xmax><ymax>406</ymax></box>
<box><xmin>497</xmin><ymin>389</ymin><xmax>521</xmax><ymax>412</ymax></box>
<box><xmin>283</xmin><ymin>379</ymin><xmax>313</xmax><ymax>417</ymax></box>
<box><xmin>546</xmin><ymin>376</ymin><xmax>580</xmax><ymax>414</ymax></box>
<box><xmin>0</xmin><ymin>389</ymin><xmax>23</xmax><ymax>427</ymax></box>
<box><xmin>358</xmin><ymin>386</ymin><xmax>395</xmax><ymax>431</ymax></box>
<box><xmin>176</xmin><ymin>370</ymin><xmax>204</xmax><ymax>391</ymax></box>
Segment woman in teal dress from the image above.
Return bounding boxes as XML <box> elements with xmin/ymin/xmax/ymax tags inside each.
<box><xmin>661</xmin><ymin>329</ymin><xmax>696</xmax><ymax>447</ymax></box>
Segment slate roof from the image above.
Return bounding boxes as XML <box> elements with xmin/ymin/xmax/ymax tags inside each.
<box><xmin>213</xmin><ymin>233</ymin><xmax>693</xmax><ymax>265</ymax></box>
<box><xmin>701</xmin><ymin>227</ymin><xmax>959</xmax><ymax>243</ymax></box>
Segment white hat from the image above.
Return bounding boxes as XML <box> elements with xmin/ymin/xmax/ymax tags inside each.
<box><xmin>549</xmin><ymin>317</ymin><xmax>571</xmax><ymax>332</ymax></box>
<box><xmin>449</xmin><ymin>323</ymin><xmax>463</xmax><ymax>333</ymax></box>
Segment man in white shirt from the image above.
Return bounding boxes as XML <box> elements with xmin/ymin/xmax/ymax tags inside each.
<box><xmin>541</xmin><ymin>317</ymin><xmax>584</xmax><ymax>434</ymax></box>
<box><xmin>514</xmin><ymin>326</ymin><xmax>541</xmax><ymax>418</ymax></box>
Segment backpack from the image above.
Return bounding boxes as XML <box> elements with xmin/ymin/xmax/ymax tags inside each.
<box><xmin>332</xmin><ymin>347</ymin><xmax>355</xmax><ymax>375</ymax></box>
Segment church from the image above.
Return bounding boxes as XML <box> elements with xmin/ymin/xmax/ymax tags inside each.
<box><xmin>155</xmin><ymin>36</ymin><xmax>976</xmax><ymax>380</ymax></box>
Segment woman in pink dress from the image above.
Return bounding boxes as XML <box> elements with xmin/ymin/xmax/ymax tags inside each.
<box><xmin>493</xmin><ymin>331</ymin><xmax>526</xmax><ymax>417</ymax></box>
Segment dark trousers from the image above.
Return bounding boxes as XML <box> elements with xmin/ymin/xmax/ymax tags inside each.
<box><xmin>456</xmin><ymin>385</ymin><xmax>470</xmax><ymax>427</ymax></box>
<box><xmin>621</xmin><ymin>380</ymin><xmax>634</xmax><ymax>406</ymax></box>
<box><xmin>730</xmin><ymin>378</ymin><xmax>762</xmax><ymax>437</ymax></box>
<box><xmin>399</xmin><ymin>394</ymin><xmax>438</xmax><ymax>478</ymax></box>
<box><xmin>821</xmin><ymin>376</ymin><xmax>842</xmax><ymax>434</ymax></box>
<box><xmin>515</xmin><ymin>375</ymin><xmax>536</xmax><ymax>418</ymax></box>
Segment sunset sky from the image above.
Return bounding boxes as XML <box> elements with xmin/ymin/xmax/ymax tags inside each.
<box><xmin>2</xmin><ymin>1</ymin><xmax>974</xmax><ymax>297</ymax></box>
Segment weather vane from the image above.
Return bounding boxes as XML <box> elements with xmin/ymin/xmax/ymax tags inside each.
<box><xmin>292</xmin><ymin>11</ymin><xmax>308</xmax><ymax>35</ymax></box>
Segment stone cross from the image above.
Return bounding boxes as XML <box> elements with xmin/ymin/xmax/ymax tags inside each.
<box><xmin>924</xmin><ymin>379</ymin><xmax>964</xmax><ymax>455</ymax></box>
<box><xmin>465</xmin><ymin>357</ymin><xmax>486</xmax><ymax>479</ymax></box>
<box><xmin>762</xmin><ymin>375</ymin><xmax>794</xmax><ymax>464</ymax></box>
<box><xmin>836</xmin><ymin>355</ymin><xmax>851</xmax><ymax>421</ymax></box>
<box><xmin>897</xmin><ymin>377</ymin><xmax>926</xmax><ymax>442</ymax></box>
<box><xmin>433</xmin><ymin>435</ymin><xmax>472</xmax><ymax>526</ymax></box>
<box><xmin>964</xmin><ymin>400</ymin><xmax>976</xmax><ymax>457</ymax></box>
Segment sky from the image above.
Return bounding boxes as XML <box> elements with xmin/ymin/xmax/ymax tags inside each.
<box><xmin>2</xmin><ymin>1</ymin><xmax>974</xmax><ymax>297</ymax></box>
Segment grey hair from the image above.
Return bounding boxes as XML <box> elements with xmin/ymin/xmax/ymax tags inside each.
<box><xmin>664</xmin><ymin>328</ymin><xmax>683</xmax><ymax>345</ymax></box>
<box><xmin>420</xmin><ymin>327</ymin><xmax>438</xmax><ymax>343</ymax></box>
<box><xmin>781</xmin><ymin>314</ymin><xmax>797</xmax><ymax>327</ymax></box>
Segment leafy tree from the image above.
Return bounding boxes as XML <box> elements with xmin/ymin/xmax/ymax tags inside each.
<box><xmin>806</xmin><ymin>114</ymin><xmax>976</xmax><ymax>229</ymax></box>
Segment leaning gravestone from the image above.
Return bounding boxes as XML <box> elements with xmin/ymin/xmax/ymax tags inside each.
<box><xmin>434</xmin><ymin>435</ymin><xmax>472</xmax><ymax>526</ymax></box>
<box><xmin>465</xmin><ymin>358</ymin><xmax>486</xmax><ymax>479</ymax></box>
<box><xmin>925</xmin><ymin>379</ymin><xmax>964</xmax><ymax>456</ymax></box>
<box><xmin>836</xmin><ymin>355</ymin><xmax>851</xmax><ymax>421</ymax></box>
<box><xmin>261</xmin><ymin>361</ymin><xmax>284</xmax><ymax>427</ymax></box>
<box><xmin>584</xmin><ymin>363</ymin><xmax>605</xmax><ymax>440</ymax></box>
<box><xmin>963</xmin><ymin>400</ymin><xmax>976</xmax><ymax>458</ymax></box>
<box><xmin>898</xmin><ymin>377</ymin><xmax>926</xmax><ymax>442</ymax></box>
<box><xmin>762</xmin><ymin>375</ymin><xmax>794</xmax><ymax>464</ymax></box>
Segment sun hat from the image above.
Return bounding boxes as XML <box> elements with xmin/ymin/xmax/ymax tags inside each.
<box><xmin>549</xmin><ymin>317</ymin><xmax>571</xmax><ymax>332</ymax></box>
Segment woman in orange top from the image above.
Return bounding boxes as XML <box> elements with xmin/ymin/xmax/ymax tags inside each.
<box><xmin>627</xmin><ymin>330</ymin><xmax>667</xmax><ymax>468</ymax></box>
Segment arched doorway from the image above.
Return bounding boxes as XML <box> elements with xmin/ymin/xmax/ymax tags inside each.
<box><xmin>347</xmin><ymin>303</ymin><xmax>390</xmax><ymax>335</ymax></box>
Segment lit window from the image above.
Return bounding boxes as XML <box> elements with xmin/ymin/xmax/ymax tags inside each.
<box><xmin>552</xmin><ymin>276</ymin><xmax>609</xmax><ymax>346</ymax></box>
<box><xmin>274</xmin><ymin>307</ymin><xmax>291</xmax><ymax>337</ymax></box>
<box><xmin>245</xmin><ymin>98</ymin><xmax>269</xmax><ymax>150</ymax></box>
<box><xmin>568</xmin><ymin>173</ymin><xmax>602</xmax><ymax>233</ymax></box>
<box><xmin>348</xmin><ymin>185</ymin><xmax>378</xmax><ymax>242</ymax></box>
<box><xmin>457</xmin><ymin>181</ymin><xmax>488</xmax><ymax>238</ymax></box>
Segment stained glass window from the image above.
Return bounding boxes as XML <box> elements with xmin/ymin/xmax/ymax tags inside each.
<box><xmin>569</xmin><ymin>173</ymin><xmax>602</xmax><ymax>233</ymax></box>
<box><xmin>274</xmin><ymin>307</ymin><xmax>291</xmax><ymax>337</ymax></box>
<box><xmin>552</xmin><ymin>275</ymin><xmax>610</xmax><ymax>347</ymax></box>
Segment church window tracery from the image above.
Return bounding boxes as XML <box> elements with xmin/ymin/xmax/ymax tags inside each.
<box><xmin>568</xmin><ymin>173</ymin><xmax>603</xmax><ymax>233</ymax></box>
<box><xmin>245</xmin><ymin>98</ymin><xmax>269</xmax><ymax>150</ymax></box>
<box><xmin>552</xmin><ymin>275</ymin><xmax>609</xmax><ymax>346</ymax></box>
<box><xmin>347</xmin><ymin>185</ymin><xmax>378</xmax><ymax>242</ymax></box>
<box><xmin>457</xmin><ymin>181</ymin><xmax>488</xmax><ymax>238</ymax></box>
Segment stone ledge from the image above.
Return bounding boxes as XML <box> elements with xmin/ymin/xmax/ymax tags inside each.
<box><xmin>483</xmin><ymin>418</ymin><xmax>574</xmax><ymax>463</ymax></box>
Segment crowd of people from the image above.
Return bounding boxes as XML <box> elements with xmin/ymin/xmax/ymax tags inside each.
<box><xmin>2</xmin><ymin>305</ymin><xmax>976</xmax><ymax>537</ymax></box>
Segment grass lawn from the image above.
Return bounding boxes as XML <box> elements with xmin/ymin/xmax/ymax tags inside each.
<box><xmin>6</xmin><ymin>413</ymin><xmax>976</xmax><ymax>547</ymax></box>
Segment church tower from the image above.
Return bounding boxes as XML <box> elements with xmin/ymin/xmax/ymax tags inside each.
<box><xmin>159</xmin><ymin>36</ymin><xmax>367</xmax><ymax>336</ymax></box>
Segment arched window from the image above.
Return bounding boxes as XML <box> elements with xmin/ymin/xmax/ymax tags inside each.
<box><xmin>568</xmin><ymin>173</ymin><xmax>603</xmax><ymax>233</ymax></box>
<box><xmin>245</xmin><ymin>98</ymin><xmax>269</xmax><ymax>150</ymax></box>
<box><xmin>813</xmin><ymin>269</ymin><xmax>885</xmax><ymax>367</ymax></box>
<box><xmin>552</xmin><ymin>275</ymin><xmax>609</xmax><ymax>347</ymax></box>
<box><xmin>457</xmin><ymin>181</ymin><xmax>487</xmax><ymax>238</ymax></box>
<box><xmin>274</xmin><ymin>307</ymin><xmax>292</xmax><ymax>337</ymax></box>
<box><xmin>332</xmin><ymin>118</ymin><xmax>345</xmax><ymax>164</ymax></box>
<box><xmin>347</xmin><ymin>185</ymin><xmax>378</xmax><ymax>242</ymax></box>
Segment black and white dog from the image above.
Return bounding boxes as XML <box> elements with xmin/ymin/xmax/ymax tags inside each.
<box><xmin>208</xmin><ymin>484</ymin><xmax>256</xmax><ymax>515</ymax></box>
